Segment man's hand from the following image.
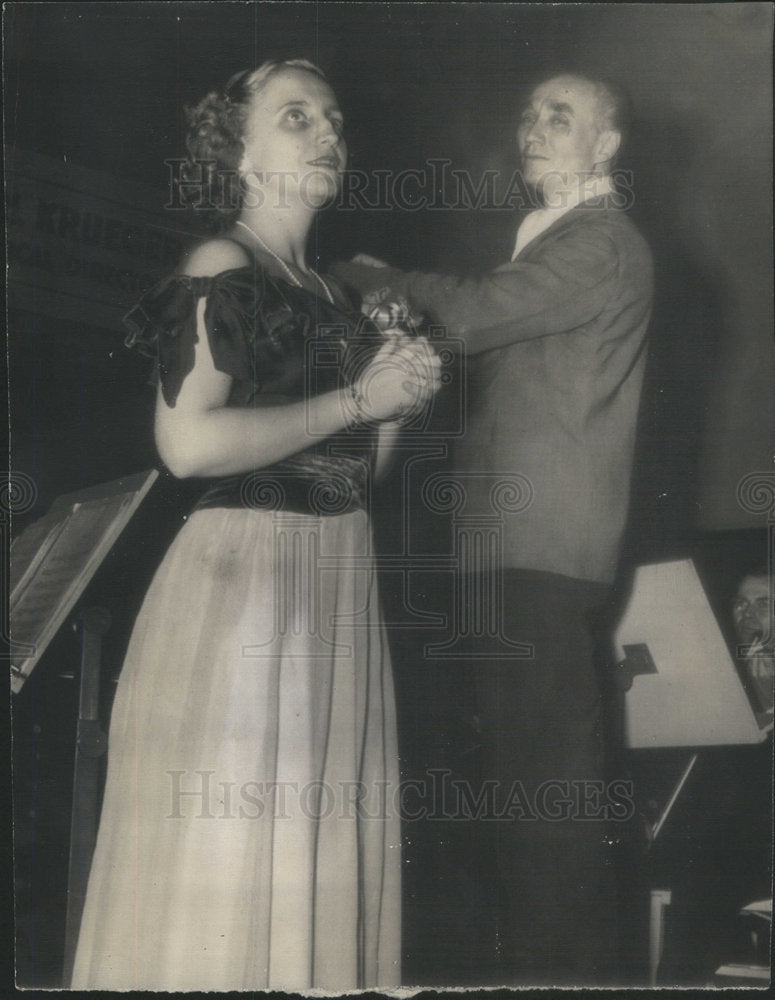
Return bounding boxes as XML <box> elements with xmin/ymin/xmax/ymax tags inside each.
<box><xmin>352</xmin><ymin>253</ymin><xmax>389</xmax><ymax>268</ymax></box>
<box><xmin>747</xmin><ymin>641</ymin><xmax>775</xmax><ymax>679</ymax></box>
<box><xmin>330</xmin><ymin>255</ymin><xmax>399</xmax><ymax>300</ymax></box>
<box><xmin>745</xmin><ymin>641</ymin><xmax>775</xmax><ymax>712</ymax></box>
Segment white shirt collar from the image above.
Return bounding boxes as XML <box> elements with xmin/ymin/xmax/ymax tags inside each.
<box><xmin>512</xmin><ymin>174</ymin><xmax>614</xmax><ymax>261</ymax></box>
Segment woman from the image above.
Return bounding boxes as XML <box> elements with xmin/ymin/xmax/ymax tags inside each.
<box><xmin>71</xmin><ymin>59</ymin><xmax>440</xmax><ymax>991</ymax></box>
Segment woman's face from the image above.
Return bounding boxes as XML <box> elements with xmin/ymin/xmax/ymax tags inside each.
<box><xmin>239</xmin><ymin>67</ymin><xmax>346</xmax><ymax>210</ymax></box>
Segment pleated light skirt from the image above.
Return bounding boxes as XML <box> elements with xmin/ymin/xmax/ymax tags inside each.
<box><xmin>71</xmin><ymin>506</ymin><xmax>401</xmax><ymax>992</ymax></box>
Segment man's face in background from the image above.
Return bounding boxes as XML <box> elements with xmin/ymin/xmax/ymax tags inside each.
<box><xmin>732</xmin><ymin>574</ymin><xmax>772</xmax><ymax>645</ymax></box>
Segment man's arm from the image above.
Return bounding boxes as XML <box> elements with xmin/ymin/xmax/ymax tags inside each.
<box><xmin>332</xmin><ymin>222</ymin><xmax>621</xmax><ymax>354</ymax></box>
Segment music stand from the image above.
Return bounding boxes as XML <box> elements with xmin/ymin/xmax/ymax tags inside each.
<box><xmin>10</xmin><ymin>469</ymin><xmax>158</xmax><ymax>983</ymax></box>
<box><xmin>615</xmin><ymin>558</ymin><xmax>771</xmax><ymax>752</ymax></box>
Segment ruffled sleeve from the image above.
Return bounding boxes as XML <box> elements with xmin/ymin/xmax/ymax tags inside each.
<box><xmin>123</xmin><ymin>267</ymin><xmax>277</xmax><ymax>407</ymax></box>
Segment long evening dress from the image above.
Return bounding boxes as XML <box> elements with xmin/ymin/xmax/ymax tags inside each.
<box><xmin>70</xmin><ymin>254</ymin><xmax>401</xmax><ymax>991</ymax></box>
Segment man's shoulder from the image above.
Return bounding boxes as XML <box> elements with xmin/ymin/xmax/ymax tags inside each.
<box><xmin>556</xmin><ymin>203</ymin><xmax>652</xmax><ymax>270</ymax></box>
<box><xmin>610</xmin><ymin>210</ymin><xmax>652</xmax><ymax>272</ymax></box>
<box><xmin>576</xmin><ymin>201</ymin><xmax>649</xmax><ymax>244</ymax></box>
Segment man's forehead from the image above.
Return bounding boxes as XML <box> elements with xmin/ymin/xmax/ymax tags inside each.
<box><xmin>736</xmin><ymin>575</ymin><xmax>771</xmax><ymax>599</ymax></box>
<box><xmin>527</xmin><ymin>76</ymin><xmax>597</xmax><ymax>112</ymax></box>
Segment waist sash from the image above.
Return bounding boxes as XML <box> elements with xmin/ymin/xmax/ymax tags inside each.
<box><xmin>193</xmin><ymin>450</ymin><xmax>371</xmax><ymax>517</ymax></box>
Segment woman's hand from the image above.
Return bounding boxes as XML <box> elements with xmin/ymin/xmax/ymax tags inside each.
<box><xmin>352</xmin><ymin>332</ymin><xmax>442</xmax><ymax>424</ymax></box>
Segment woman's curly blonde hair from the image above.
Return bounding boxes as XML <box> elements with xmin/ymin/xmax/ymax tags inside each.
<box><xmin>179</xmin><ymin>59</ymin><xmax>326</xmax><ymax>228</ymax></box>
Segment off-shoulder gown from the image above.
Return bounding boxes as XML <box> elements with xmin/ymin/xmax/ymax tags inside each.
<box><xmin>70</xmin><ymin>257</ymin><xmax>401</xmax><ymax>991</ymax></box>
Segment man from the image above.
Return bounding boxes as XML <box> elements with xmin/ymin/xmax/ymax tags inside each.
<box><xmin>334</xmin><ymin>73</ymin><xmax>653</xmax><ymax>984</ymax></box>
<box><xmin>732</xmin><ymin>569</ymin><xmax>774</xmax><ymax>711</ymax></box>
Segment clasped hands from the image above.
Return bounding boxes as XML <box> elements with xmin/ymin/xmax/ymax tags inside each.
<box><xmin>352</xmin><ymin>330</ymin><xmax>442</xmax><ymax>425</ymax></box>
<box><xmin>345</xmin><ymin>252</ymin><xmax>440</xmax><ymax>424</ymax></box>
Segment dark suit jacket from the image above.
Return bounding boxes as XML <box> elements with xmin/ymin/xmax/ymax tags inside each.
<box><xmin>333</xmin><ymin>198</ymin><xmax>653</xmax><ymax>583</ymax></box>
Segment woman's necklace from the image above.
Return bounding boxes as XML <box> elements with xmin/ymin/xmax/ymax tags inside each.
<box><xmin>235</xmin><ymin>220</ymin><xmax>334</xmax><ymax>305</ymax></box>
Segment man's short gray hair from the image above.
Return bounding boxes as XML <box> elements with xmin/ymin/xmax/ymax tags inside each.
<box><xmin>590</xmin><ymin>77</ymin><xmax>631</xmax><ymax>138</ymax></box>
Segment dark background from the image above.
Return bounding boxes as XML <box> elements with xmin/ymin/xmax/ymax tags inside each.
<box><xmin>6</xmin><ymin>2</ymin><xmax>774</xmax><ymax>531</ymax></box>
<box><xmin>5</xmin><ymin>2</ymin><xmax>774</xmax><ymax>990</ymax></box>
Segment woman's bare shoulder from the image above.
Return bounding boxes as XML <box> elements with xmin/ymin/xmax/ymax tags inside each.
<box><xmin>178</xmin><ymin>236</ymin><xmax>251</xmax><ymax>278</ymax></box>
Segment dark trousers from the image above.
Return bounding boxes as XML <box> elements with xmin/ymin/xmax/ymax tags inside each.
<box><xmin>470</xmin><ymin>568</ymin><xmax>618</xmax><ymax>986</ymax></box>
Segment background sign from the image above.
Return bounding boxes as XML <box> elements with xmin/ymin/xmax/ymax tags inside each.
<box><xmin>6</xmin><ymin>147</ymin><xmax>192</xmax><ymax>333</ymax></box>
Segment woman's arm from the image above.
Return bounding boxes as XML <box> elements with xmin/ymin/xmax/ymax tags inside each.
<box><xmin>374</xmin><ymin>422</ymin><xmax>402</xmax><ymax>481</ymax></box>
<box><xmin>155</xmin><ymin>313</ymin><xmax>360</xmax><ymax>477</ymax></box>
<box><xmin>155</xmin><ymin>241</ymin><xmax>440</xmax><ymax>479</ymax></box>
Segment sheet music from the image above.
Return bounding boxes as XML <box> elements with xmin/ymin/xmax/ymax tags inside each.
<box><xmin>10</xmin><ymin>470</ymin><xmax>158</xmax><ymax>693</ymax></box>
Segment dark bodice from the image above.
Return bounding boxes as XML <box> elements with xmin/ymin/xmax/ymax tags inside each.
<box><xmin>124</xmin><ymin>262</ymin><xmax>384</xmax><ymax>515</ymax></box>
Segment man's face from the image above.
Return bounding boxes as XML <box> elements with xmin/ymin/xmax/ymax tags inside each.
<box><xmin>517</xmin><ymin>75</ymin><xmax>607</xmax><ymax>197</ymax></box>
<box><xmin>732</xmin><ymin>574</ymin><xmax>772</xmax><ymax>645</ymax></box>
